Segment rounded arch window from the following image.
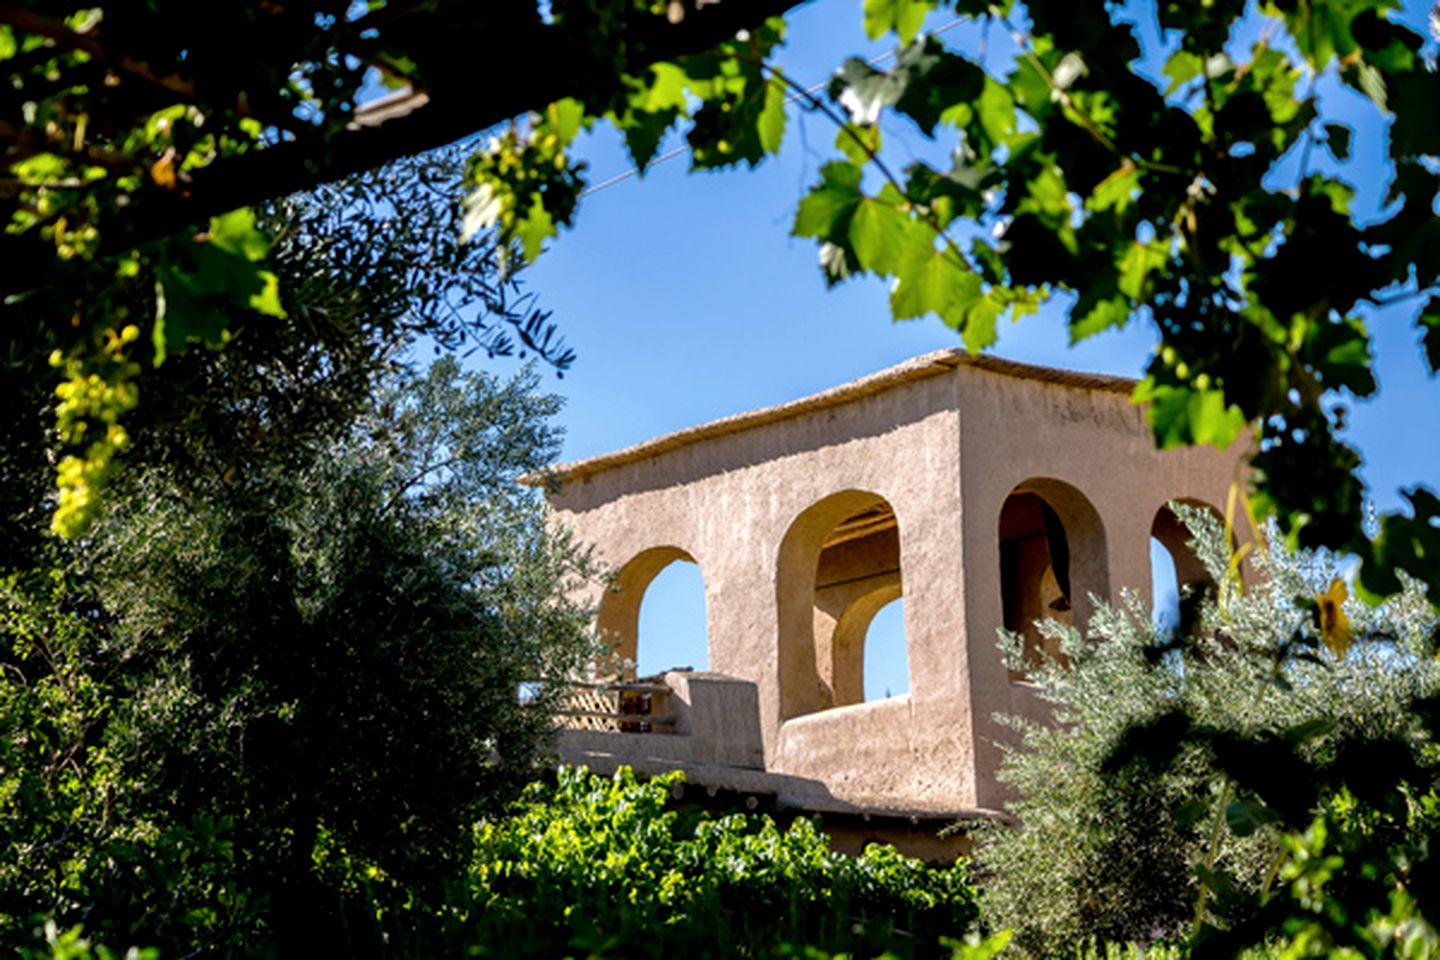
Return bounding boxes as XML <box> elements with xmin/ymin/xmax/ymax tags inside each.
<box><xmin>776</xmin><ymin>491</ymin><xmax>908</xmax><ymax>719</ymax></box>
<box><xmin>1150</xmin><ymin>499</ymin><xmax>1223</xmax><ymax>637</ymax></box>
<box><xmin>998</xmin><ymin>478</ymin><xmax>1109</xmax><ymax>678</ymax></box>
<box><xmin>595</xmin><ymin>546</ymin><xmax>706</xmax><ymax>681</ymax></box>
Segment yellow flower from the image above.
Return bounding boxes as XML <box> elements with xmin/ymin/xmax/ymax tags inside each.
<box><xmin>1317</xmin><ymin>577</ymin><xmax>1353</xmax><ymax>659</ymax></box>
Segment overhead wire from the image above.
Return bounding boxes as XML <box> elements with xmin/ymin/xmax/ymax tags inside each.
<box><xmin>578</xmin><ymin>15</ymin><xmax>971</xmax><ymax>198</ymax></box>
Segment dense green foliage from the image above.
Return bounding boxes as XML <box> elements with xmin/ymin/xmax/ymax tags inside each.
<box><xmin>450</xmin><ymin>766</ymin><xmax>981</xmax><ymax>958</ymax></box>
<box><xmin>8</xmin><ymin>2</ymin><xmax>1440</xmax><ymax>957</ymax></box>
<box><xmin>2</xmin><ymin>765</ymin><xmax>987</xmax><ymax>959</ymax></box>
<box><xmin>0</xmin><ymin>359</ymin><xmax>597</xmax><ymax>957</ymax></box>
<box><xmin>977</xmin><ymin>507</ymin><xmax>1440</xmax><ymax>956</ymax></box>
<box><xmin>7</xmin><ymin>0</ymin><xmax>1439</xmax><ymax>606</ymax></box>
<box><xmin>472</xmin><ymin>0</ymin><xmax>1440</xmax><ymax>611</ymax></box>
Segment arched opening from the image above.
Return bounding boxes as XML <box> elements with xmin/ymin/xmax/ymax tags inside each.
<box><xmin>636</xmin><ymin>560</ymin><xmax>708</xmax><ymax>677</ymax></box>
<box><xmin>1149</xmin><ymin>538</ymin><xmax>1182</xmax><ymax>635</ymax></box>
<box><xmin>1150</xmin><ymin>500</ymin><xmax>1222</xmax><ymax>637</ymax></box>
<box><xmin>595</xmin><ymin>546</ymin><xmax>706</xmax><ymax>681</ymax></box>
<box><xmin>776</xmin><ymin>491</ymin><xmax>905</xmax><ymax>719</ymax></box>
<box><xmin>863</xmin><ymin>597</ymin><xmax>909</xmax><ymax>701</ymax></box>
<box><xmin>998</xmin><ymin>479</ymin><xmax>1109</xmax><ymax>678</ymax></box>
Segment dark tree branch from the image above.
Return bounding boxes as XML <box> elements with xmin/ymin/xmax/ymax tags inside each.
<box><xmin>1</xmin><ymin>0</ymin><xmax>809</xmax><ymax>292</ymax></box>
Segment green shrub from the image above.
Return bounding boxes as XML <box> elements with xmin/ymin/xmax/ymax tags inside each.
<box><xmin>426</xmin><ymin>765</ymin><xmax>981</xmax><ymax>958</ymax></box>
<box><xmin>0</xmin><ymin>360</ymin><xmax>596</xmax><ymax>957</ymax></box>
<box><xmin>974</xmin><ymin>506</ymin><xmax>1440</xmax><ymax>955</ymax></box>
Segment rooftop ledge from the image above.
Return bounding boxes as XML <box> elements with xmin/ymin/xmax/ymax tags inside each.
<box><xmin>522</xmin><ymin>348</ymin><xmax>1137</xmax><ymax>487</ymax></box>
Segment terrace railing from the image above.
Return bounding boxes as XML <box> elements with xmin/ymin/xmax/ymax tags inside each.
<box><xmin>554</xmin><ymin>679</ymin><xmax>676</xmax><ymax>734</ymax></box>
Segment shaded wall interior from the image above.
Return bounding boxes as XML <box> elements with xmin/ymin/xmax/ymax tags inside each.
<box><xmin>998</xmin><ymin>492</ymin><xmax>1073</xmax><ymax>678</ymax></box>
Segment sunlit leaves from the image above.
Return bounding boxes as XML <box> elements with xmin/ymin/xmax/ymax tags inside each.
<box><xmin>153</xmin><ymin>208</ymin><xmax>286</xmax><ymax>364</ymax></box>
<box><xmin>757</xmin><ymin>73</ymin><xmax>788</xmax><ymax>154</ymax></box>
<box><xmin>1136</xmin><ymin>379</ymin><xmax>1247</xmax><ymax>450</ymax></box>
<box><xmin>862</xmin><ymin>0</ymin><xmax>935</xmax><ymax>43</ymax></box>
<box><xmin>793</xmin><ymin>161</ymin><xmax>865</xmax><ymax>243</ymax></box>
<box><xmin>462</xmin><ymin>99</ymin><xmax>590</xmax><ymax>267</ymax></box>
<box><xmin>1086</xmin><ymin>163</ymin><xmax>1141</xmax><ymax>214</ymax></box>
<box><xmin>1116</xmin><ymin>241</ymin><xmax>1166</xmax><ymax>300</ymax></box>
<box><xmin>890</xmin><ymin>249</ymin><xmax>982</xmax><ymax>326</ymax></box>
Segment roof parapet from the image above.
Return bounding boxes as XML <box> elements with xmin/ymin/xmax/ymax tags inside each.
<box><xmin>523</xmin><ymin>349</ymin><xmax>1137</xmax><ymax>486</ymax></box>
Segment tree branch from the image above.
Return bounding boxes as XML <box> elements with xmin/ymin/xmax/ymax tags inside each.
<box><xmin>1</xmin><ymin>0</ymin><xmax>810</xmax><ymax>290</ymax></box>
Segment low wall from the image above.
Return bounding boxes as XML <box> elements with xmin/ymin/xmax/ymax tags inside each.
<box><xmin>558</xmin><ymin>671</ymin><xmax>764</xmax><ymax>771</ymax></box>
<box><xmin>771</xmin><ymin>696</ymin><xmax>959</xmax><ymax>813</ymax></box>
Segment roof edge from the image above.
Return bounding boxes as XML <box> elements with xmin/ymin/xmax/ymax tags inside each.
<box><xmin>524</xmin><ymin>349</ymin><xmax>1137</xmax><ymax>486</ymax></box>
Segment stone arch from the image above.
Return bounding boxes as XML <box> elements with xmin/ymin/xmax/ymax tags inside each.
<box><xmin>1150</xmin><ymin>498</ymin><xmax>1224</xmax><ymax>630</ymax></box>
<box><xmin>998</xmin><ymin>478</ymin><xmax>1109</xmax><ymax>675</ymax></box>
<box><xmin>1151</xmin><ymin>499</ymin><xmax>1222</xmax><ymax>591</ymax></box>
<box><xmin>595</xmin><ymin>546</ymin><xmax>703</xmax><ymax>681</ymax></box>
<box><xmin>776</xmin><ymin>491</ymin><xmax>904</xmax><ymax>720</ymax></box>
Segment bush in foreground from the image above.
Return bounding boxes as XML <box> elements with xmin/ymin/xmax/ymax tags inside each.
<box><xmin>435</xmin><ymin>765</ymin><xmax>981</xmax><ymax>958</ymax></box>
<box><xmin>975</xmin><ymin>505</ymin><xmax>1440</xmax><ymax>956</ymax></box>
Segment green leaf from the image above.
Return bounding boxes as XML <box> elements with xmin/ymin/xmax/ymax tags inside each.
<box><xmin>863</xmin><ymin>0</ymin><xmax>934</xmax><ymax>43</ymax></box>
<box><xmin>889</xmin><ymin>249</ymin><xmax>982</xmax><ymax>322</ymax></box>
<box><xmin>891</xmin><ymin>39</ymin><xmax>984</xmax><ymax>136</ymax></box>
<box><xmin>793</xmin><ymin>162</ymin><xmax>864</xmax><ymax>242</ymax></box>
<box><xmin>836</xmin><ymin>124</ymin><xmax>882</xmax><ymax>167</ymax></box>
<box><xmin>1137</xmin><ymin>380</ymin><xmax>1248</xmax><ymax>450</ymax></box>
<box><xmin>757</xmin><ymin>73</ymin><xmax>787</xmax><ymax>155</ymax></box>
<box><xmin>1015</xmin><ymin>162</ymin><xmax>1071</xmax><ymax>228</ymax></box>
<box><xmin>1071</xmin><ymin>293</ymin><xmax>1129</xmax><ymax>342</ymax></box>
<box><xmin>636</xmin><ymin>63</ymin><xmax>691</xmax><ymax>114</ymax></box>
<box><xmin>1086</xmin><ymin>163</ymin><xmax>1141</xmax><ymax>214</ymax></box>
<box><xmin>849</xmin><ymin>188</ymin><xmax>929</xmax><ymax>275</ymax></box>
<box><xmin>960</xmin><ymin>292</ymin><xmax>1004</xmax><ymax>352</ymax></box>
<box><xmin>516</xmin><ymin>192</ymin><xmax>557</xmax><ymax>263</ymax></box>
<box><xmin>1162</xmin><ymin>50</ymin><xmax>1204</xmax><ymax>94</ymax></box>
<box><xmin>251</xmin><ymin>270</ymin><xmax>285</xmax><ymax>319</ymax></box>
<box><xmin>976</xmin><ymin>78</ymin><xmax>1017</xmax><ymax>150</ymax></box>
<box><xmin>0</xmin><ymin>26</ymin><xmax>15</xmax><ymax>61</ymax></box>
<box><xmin>542</xmin><ymin>98</ymin><xmax>588</xmax><ymax>146</ymax></box>
<box><xmin>206</xmin><ymin>208</ymin><xmax>270</xmax><ymax>262</ymax></box>
<box><xmin>1117</xmin><ymin>241</ymin><xmax>1166</xmax><ymax>300</ymax></box>
<box><xmin>619</xmin><ymin>111</ymin><xmax>676</xmax><ymax>173</ymax></box>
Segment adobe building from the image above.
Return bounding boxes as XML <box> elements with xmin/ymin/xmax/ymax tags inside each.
<box><xmin>531</xmin><ymin>349</ymin><xmax>1247</xmax><ymax>857</ymax></box>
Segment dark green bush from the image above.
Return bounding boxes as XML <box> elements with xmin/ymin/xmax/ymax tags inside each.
<box><xmin>0</xmin><ymin>360</ymin><xmax>596</xmax><ymax>957</ymax></box>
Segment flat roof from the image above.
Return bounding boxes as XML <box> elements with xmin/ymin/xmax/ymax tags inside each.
<box><xmin>525</xmin><ymin>349</ymin><xmax>1136</xmax><ymax>486</ymax></box>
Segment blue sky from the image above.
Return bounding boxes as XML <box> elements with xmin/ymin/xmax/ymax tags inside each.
<box><xmin>482</xmin><ymin>0</ymin><xmax>1440</xmax><ymax>699</ymax></box>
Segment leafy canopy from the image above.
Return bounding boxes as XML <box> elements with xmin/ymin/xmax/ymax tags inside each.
<box><xmin>468</xmin><ymin>0</ymin><xmax>1440</xmax><ymax>609</ymax></box>
<box><xmin>5</xmin><ymin>0</ymin><xmax>1440</xmax><ymax>611</ymax></box>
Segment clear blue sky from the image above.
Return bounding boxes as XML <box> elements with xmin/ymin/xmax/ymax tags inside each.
<box><xmin>477</xmin><ymin>0</ymin><xmax>1440</xmax><ymax>698</ymax></box>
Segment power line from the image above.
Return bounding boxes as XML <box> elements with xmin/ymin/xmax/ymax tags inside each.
<box><xmin>579</xmin><ymin>17</ymin><xmax>970</xmax><ymax>198</ymax></box>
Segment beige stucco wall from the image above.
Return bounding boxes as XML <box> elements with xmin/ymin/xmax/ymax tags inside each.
<box><xmin>951</xmin><ymin>364</ymin><xmax>1245</xmax><ymax>809</ymax></box>
<box><xmin>541</xmin><ymin>350</ymin><xmax>1250</xmax><ymax>815</ymax></box>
